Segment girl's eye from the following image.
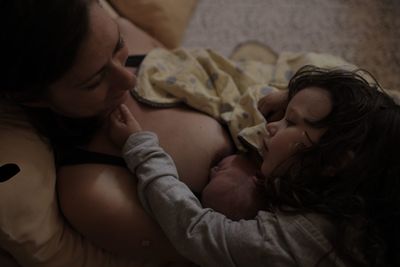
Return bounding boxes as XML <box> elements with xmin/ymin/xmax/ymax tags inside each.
<box><xmin>285</xmin><ymin>119</ymin><xmax>295</xmax><ymax>127</ymax></box>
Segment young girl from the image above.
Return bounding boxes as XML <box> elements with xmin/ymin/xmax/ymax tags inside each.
<box><xmin>108</xmin><ymin>66</ymin><xmax>400</xmax><ymax>267</ymax></box>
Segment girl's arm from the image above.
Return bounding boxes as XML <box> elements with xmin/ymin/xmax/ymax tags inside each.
<box><xmin>109</xmin><ymin>104</ymin><xmax>336</xmax><ymax>267</ymax></box>
<box><xmin>122</xmin><ymin>132</ymin><xmax>344</xmax><ymax>267</ymax></box>
<box><xmin>122</xmin><ymin>132</ymin><xmax>295</xmax><ymax>267</ymax></box>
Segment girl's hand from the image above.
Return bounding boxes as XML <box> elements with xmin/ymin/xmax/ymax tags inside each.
<box><xmin>108</xmin><ymin>104</ymin><xmax>142</xmax><ymax>148</ymax></box>
<box><xmin>257</xmin><ymin>90</ymin><xmax>288</xmax><ymax>122</ymax></box>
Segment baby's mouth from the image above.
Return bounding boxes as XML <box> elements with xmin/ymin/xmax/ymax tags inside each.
<box><xmin>209</xmin><ymin>166</ymin><xmax>220</xmax><ymax>180</ymax></box>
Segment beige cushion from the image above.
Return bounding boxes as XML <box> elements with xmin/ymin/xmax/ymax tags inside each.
<box><xmin>0</xmin><ymin>104</ymin><xmax>137</xmax><ymax>266</ymax></box>
<box><xmin>107</xmin><ymin>0</ymin><xmax>198</xmax><ymax>49</ymax></box>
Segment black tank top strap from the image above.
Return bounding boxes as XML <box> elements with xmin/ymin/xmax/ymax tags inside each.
<box><xmin>125</xmin><ymin>54</ymin><xmax>147</xmax><ymax>68</ymax></box>
<box><xmin>60</xmin><ymin>147</ymin><xmax>126</xmax><ymax>167</ymax></box>
<box><xmin>59</xmin><ymin>146</ymin><xmax>203</xmax><ymax>198</ymax></box>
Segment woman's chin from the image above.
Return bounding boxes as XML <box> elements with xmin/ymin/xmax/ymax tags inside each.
<box><xmin>107</xmin><ymin>91</ymin><xmax>131</xmax><ymax>113</ymax></box>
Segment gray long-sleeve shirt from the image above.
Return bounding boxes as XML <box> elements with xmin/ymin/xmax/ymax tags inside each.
<box><xmin>122</xmin><ymin>132</ymin><xmax>348</xmax><ymax>267</ymax></box>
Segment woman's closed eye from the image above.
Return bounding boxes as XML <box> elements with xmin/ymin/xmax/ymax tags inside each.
<box><xmin>84</xmin><ymin>71</ymin><xmax>107</xmax><ymax>90</ymax></box>
<box><xmin>83</xmin><ymin>32</ymin><xmax>125</xmax><ymax>91</ymax></box>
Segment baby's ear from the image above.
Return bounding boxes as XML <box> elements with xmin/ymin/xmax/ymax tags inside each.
<box><xmin>323</xmin><ymin>150</ymin><xmax>354</xmax><ymax>176</ymax></box>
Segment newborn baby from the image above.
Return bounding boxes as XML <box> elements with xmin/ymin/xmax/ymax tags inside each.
<box><xmin>201</xmin><ymin>154</ymin><xmax>268</xmax><ymax>220</ymax></box>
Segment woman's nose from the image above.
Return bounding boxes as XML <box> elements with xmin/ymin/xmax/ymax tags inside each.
<box><xmin>109</xmin><ymin>62</ymin><xmax>136</xmax><ymax>91</ymax></box>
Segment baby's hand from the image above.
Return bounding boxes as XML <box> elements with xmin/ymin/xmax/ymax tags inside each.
<box><xmin>257</xmin><ymin>90</ymin><xmax>288</xmax><ymax>122</ymax></box>
<box><xmin>108</xmin><ymin>104</ymin><xmax>142</xmax><ymax>148</ymax></box>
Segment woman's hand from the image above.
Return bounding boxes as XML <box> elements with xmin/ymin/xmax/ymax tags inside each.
<box><xmin>108</xmin><ymin>104</ymin><xmax>142</xmax><ymax>148</ymax></box>
<box><xmin>257</xmin><ymin>90</ymin><xmax>288</xmax><ymax>122</ymax></box>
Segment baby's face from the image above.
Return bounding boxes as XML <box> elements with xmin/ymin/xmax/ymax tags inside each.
<box><xmin>261</xmin><ymin>87</ymin><xmax>332</xmax><ymax>177</ymax></box>
<box><xmin>202</xmin><ymin>155</ymin><xmax>265</xmax><ymax>220</ymax></box>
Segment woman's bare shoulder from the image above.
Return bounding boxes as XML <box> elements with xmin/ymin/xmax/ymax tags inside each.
<box><xmin>116</xmin><ymin>17</ymin><xmax>164</xmax><ymax>55</ymax></box>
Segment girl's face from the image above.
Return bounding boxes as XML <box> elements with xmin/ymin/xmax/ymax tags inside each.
<box><xmin>261</xmin><ymin>87</ymin><xmax>332</xmax><ymax>177</ymax></box>
<box><xmin>42</xmin><ymin>2</ymin><xmax>135</xmax><ymax>118</ymax></box>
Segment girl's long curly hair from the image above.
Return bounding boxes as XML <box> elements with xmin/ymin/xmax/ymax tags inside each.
<box><xmin>264</xmin><ymin>65</ymin><xmax>400</xmax><ymax>266</ymax></box>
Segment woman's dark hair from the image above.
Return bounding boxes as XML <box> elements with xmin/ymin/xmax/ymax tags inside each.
<box><xmin>264</xmin><ymin>65</ymin><xmax>400</xmax><ymax>266</ymax></box>
<box><xmin>0</xmin><ymin>0</ymin><xmax>89</xmax><ymax>102</ymax></box>
<box><xmin>0</xmin><ymin>0</ymin><xmax>101</xmax><ymax>152</ymax></box>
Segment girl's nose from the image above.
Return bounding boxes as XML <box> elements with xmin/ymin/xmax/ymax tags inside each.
<box><xmin>265</xmin><ymin>121</ymin><xmax>278</xmax><ymax>137</ymax></box>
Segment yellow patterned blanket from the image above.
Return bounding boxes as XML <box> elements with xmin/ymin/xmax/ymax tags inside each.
<box><xmin>133</xmin><ymin>48</ymin><xmax>353</xmax><ymax>155</ymax></box>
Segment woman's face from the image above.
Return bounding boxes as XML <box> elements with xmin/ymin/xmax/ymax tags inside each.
<box><xmin>261</xmin><ymin>87</ymin><xmax>332</xmax><ymax>177</ymax></box>
<box><xmin>43</xmin><ymin>2</ymin><xmax>135</xmax><ymax>118</ymax></box>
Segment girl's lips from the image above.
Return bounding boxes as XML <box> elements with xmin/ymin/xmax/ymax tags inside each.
<box><xmin>263</xmin><ymin>138</ymin><xmax>269</xmax><ymax>152</ymax></box>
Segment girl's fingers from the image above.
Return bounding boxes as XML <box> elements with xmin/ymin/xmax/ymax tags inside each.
<box><xmin>110</xmin><ymin>108</ymin><xmax>122</xmax><ymax>124</ymax></box>
<box><xmin>118</xmin><ymin>104</ymin><xmax>142</xmax><ymax>131</ymax></box>
<box><xmin>258</xmin><ymin>97</ymin><xmax>269</xmax><ymax>112</ymax></box>
<box><xmin>119</xmin><ymin>104</ymin><xmax>135</xmax><ymax>121</ymax></box>
<box><xmin>258</xmin><ymin>99</ymin><xmax>271</xmax><ymax>117</ymax></box>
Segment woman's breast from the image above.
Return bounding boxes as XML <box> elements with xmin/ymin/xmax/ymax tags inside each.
<box><xmin>128</xmin><ymin>100</ymin><xmax>236</xmax><ymax>191</ymax></box>
<box><xmin>91</xmin><ymin>97</ymin><xmax>235</xmax><ymax>192</ymax></box>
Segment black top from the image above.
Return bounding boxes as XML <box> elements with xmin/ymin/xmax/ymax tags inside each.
<box><xmin>125</xmin><ymin>54</ymin><xmax>146</xmax><ymax>68</ymax></box>
<box><xmin>60</xmin><ymin>147</ymin><xmax>126</xmax><ymax>167</ymax></box>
